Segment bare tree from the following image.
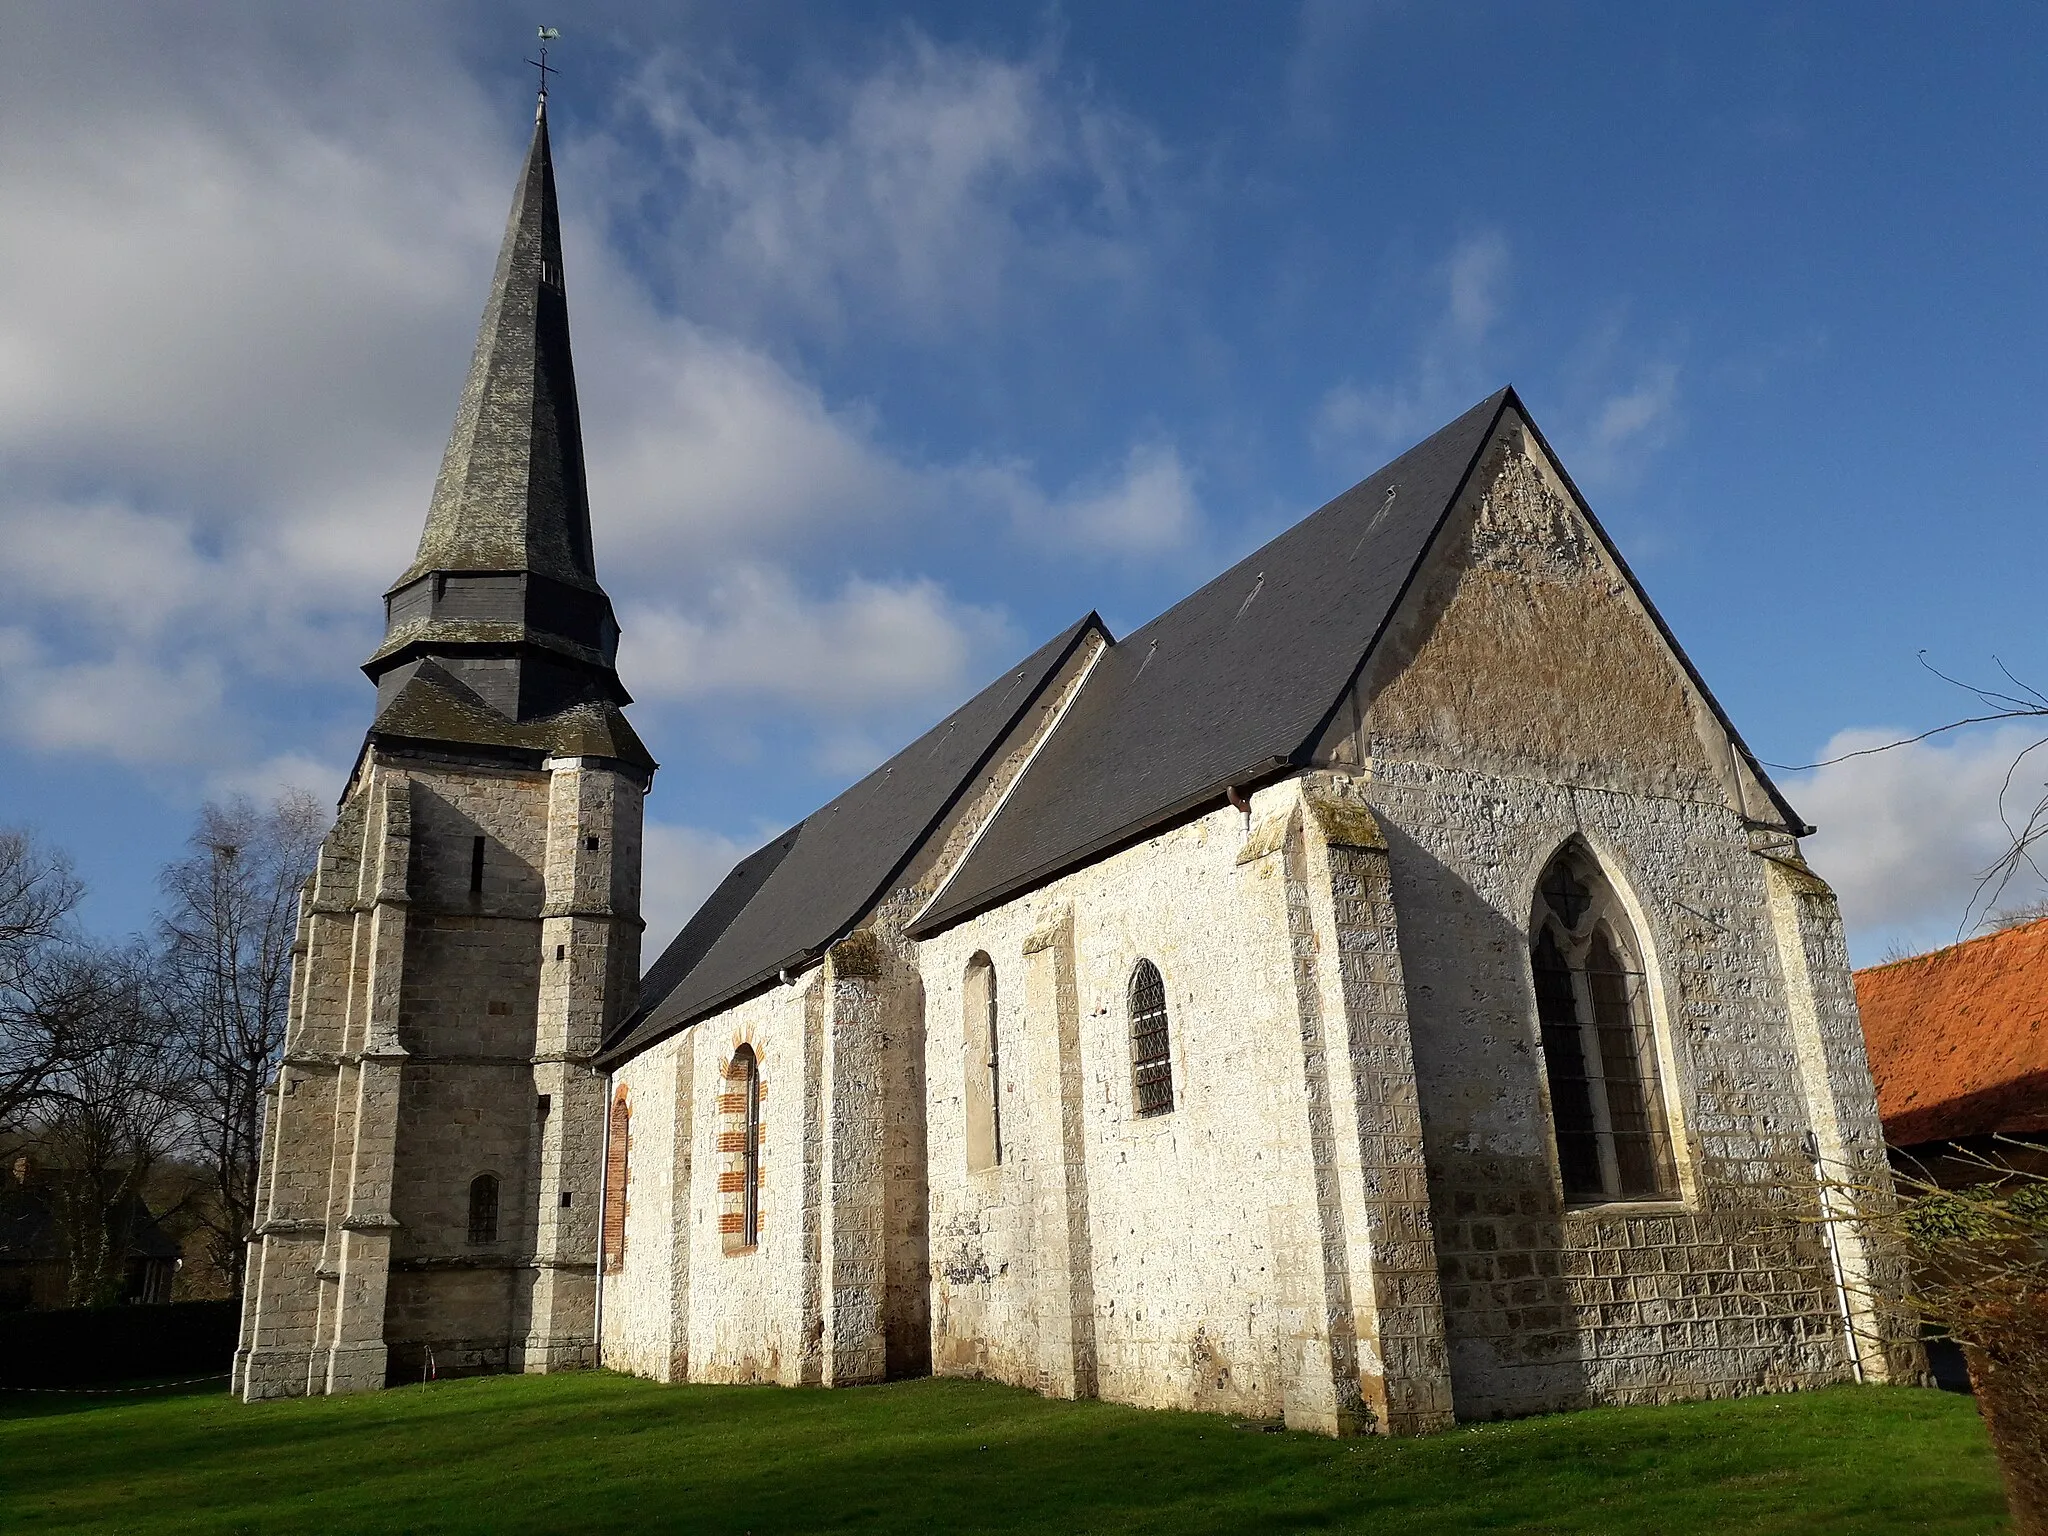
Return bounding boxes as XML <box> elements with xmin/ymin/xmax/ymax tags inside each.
<box><xmin>0</xmin><ymin>828</ymin><xmax>95</xmax><ymax>1130</ymax></box>
<box><xmin>155</xmin><ymin>792</ymin><xmax>324</xmax><ymax>1296</ymax></box>
<box><xmin>31</xmin><ymin>957</ymin><xmax>191</xmax><ymax>1307</ymax></box>
<box><xmin>1767</xmin><ymin>654</ymin><xmax>2048</xmax><ymax>937</ymax></box>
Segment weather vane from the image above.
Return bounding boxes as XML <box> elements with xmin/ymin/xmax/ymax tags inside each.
<box><xmin>528</xmin><ymin>26</ymin><xmax>562</xmax><ymax>103</ymax></box>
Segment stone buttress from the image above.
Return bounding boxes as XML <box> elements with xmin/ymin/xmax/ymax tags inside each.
<box><xmin>235</xmin><ymin>94</ymin><xmax>652</xmax><ymax>1399</ymax></box>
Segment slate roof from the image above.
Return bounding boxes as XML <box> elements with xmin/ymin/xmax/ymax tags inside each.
<box><xmin>915</xmin><ymin>388</ymin><xmax>1803</xmax><ymax>932</ymax></box>
<box><xmin>355</xmin><ymin>99</ymin><xmax>646</xmax><ymax>773</ymax></box>
<box><xmin>609</xmin><ymin>386</ymin><xmax>1807</xmax><ymax>1065</ymax></box>
<box><xmin>371</xmin><ymin>660</ymin><xmax>653</xmax><ymax>772</ymax></box>
<box><xmin>601</xmin><ymin>616</ymin><xmax>1104</xmax><ymax>1062</ymax></box>
<box><xmin>914</xmin><ymin>389</ymin><xmax>1503</xmax><ymax>931</ymax></box>
<box><xmin>391</xmin><ymin>98</ymin><xmax>598</xmax><ymax>598</ymax></box>
<box><xmin>1856</xmin><ymin>917</ymin><xmax>2048</xmax><ymax>1147</ymax></box>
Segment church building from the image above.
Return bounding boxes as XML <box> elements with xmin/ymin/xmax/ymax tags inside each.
<box><xmin>239</xmin><ymin>98</ymin><xmax>1911</xmax><ymax>1430</ymax></box>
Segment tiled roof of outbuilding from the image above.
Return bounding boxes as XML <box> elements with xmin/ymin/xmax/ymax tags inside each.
<box><xmin>1856</xmin><ymin>917</ymin><xmax>2048</xmax><ymax>1148</ymax></box>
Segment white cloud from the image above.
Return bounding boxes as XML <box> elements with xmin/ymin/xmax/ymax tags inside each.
<box><xmin>641</xmin><ymin>820</ymin><xmax>755</xmax><ymax>952</ymax></box>
<box><xmin>1445</xmin><ymin>231</ymin><xmax>1510</xmax><ymax>345</ymax></box>
<box><xmin>1793</xmin><ymin>723</ymin><xmax>2048</xmax><ymax>963</ymax></box>
<box><xmin>0</xmin><ymin>630</ymin><xmax>228</xmax><ymax>766</ymax></box>
<box><xmin>579</xmin><ymin>316</ymin><xmax>918</xmax><ymax>567</ymax></box>
<box><xmin>0</xmin><ymin>8</ymin><xmax>1177</xmax><ymax>800</ymax></box>
<box><xmin>1284</xmin><ymin>0</ymin><xmax>1405</xmax><ymax>139</ymax></box>
<box><xmin>1313</xmin><ymin>230</ymin><xmax>1511</xmax><ymax>458</ymax></box>
<box><xmin>615</xmin><ymin>34</ymin><xmax>1158</xmax><ymax>336</ymax></box>
<box><xmin>623</xmin><ymin>567</ymin><xmax>1019</xmax><ymax>717</ymax></box>
<box><xmin>1577</xmin><ymin>362</ymin><xmax>1680</xmax><ymax>487</ymax></box>
<box><xmin>975</xmin><ymin>439</ymin><xmax>1202</xmax><ymax>556</ymax></box>
<box><xmin>203</xmin><ymin>752</ymin><xmax>348</xmax><ymax>811</ymax></box>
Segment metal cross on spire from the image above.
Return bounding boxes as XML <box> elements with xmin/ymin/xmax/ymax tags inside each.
<box><xmin>527</xmin><ymin>26</ymin><xmax>562</xmax><ymax>106</ymax></box>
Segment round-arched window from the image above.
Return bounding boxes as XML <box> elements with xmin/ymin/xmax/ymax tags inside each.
<box><xmin>1128</xmin><ymin>960</ymin><xmax>1175</xmax><ymax>1117</ymax></box>
<box><xmin>467</xmin><ymin>1173</ymin><xmax>499</xmax><ymax>1245</ymax></box>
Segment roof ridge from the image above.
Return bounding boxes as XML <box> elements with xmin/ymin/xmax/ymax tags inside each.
<box><xmin>1856</xmin><ymin>913</ymin><xmax>2048</xmax><ymax>975</ymax></box>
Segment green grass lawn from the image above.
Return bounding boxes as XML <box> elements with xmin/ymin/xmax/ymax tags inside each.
<box><xmin>0</xmin><ymin>1373</ymin><xmax>2008</xmax><ymax>1534</ymax></box>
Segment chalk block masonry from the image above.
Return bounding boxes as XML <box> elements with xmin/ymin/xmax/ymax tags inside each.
<box><xmin>239</xmin><ymin>96</ymin><xmax>1919</xmax><ymax>1428</ymax></box>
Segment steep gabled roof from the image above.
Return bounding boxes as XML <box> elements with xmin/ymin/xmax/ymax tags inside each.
<box><xmin>608</xmin><ymin>387</ymin><xmax>1809</xmax><ymax>1067</ymax></box>
<box><xmin>912</xmin><ymin>388</ymin><xmax>1805</xmax><ymax>934</ymax></box>
<box><xmin>910</xmin><ymin>389</ymin><xmax>1510</xmax><ymax>933</ymax></box>
<box><xmin>601</xmin><ymin>615</ymin><xmax>1104</xmax><ymax>1062</ymax></box>
<box><xmin>1857</xmin><ymin>918</ymin><xmax>2048</xmax><ymax>1147</ymax></box>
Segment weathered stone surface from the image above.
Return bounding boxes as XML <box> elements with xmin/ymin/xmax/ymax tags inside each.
<box><xmin>596</xmin><ymin>416</ymin><xmax>1907</xmax><ymax>1434</ymax></box>
<box><xmin>237</xmin><ymin>749</ymin><xmax>644</xmax><ymax>1399</ymax></box>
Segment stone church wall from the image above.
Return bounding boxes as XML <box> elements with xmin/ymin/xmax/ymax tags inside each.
<box><xmin>1321</xmin><ymin>415</ymin><xmax>1900</xmax><ymax>1416</ymax></box>
<box><xmin>1368</xmin><ymin>763</ymin><xmax>1859</xmax><ymax>1417</ymax></box>
<box><xmin>916</xmin><ymin>808</ymin><xmax>1297</xmax><ymax>1420</ymax></box>
<box><xmin>384</xmin><ymin>764</ymin><xmax>552</xmax><ymax>1380</ymax></box>
<box><xmin>593</xmin><ymin>411</ymin><xmax>1900</xmax><ymax>1429</ymax></box>
<box><xmin>603</xmin><ymin>979</ymin><xmax>819</xmax><ymax>1384</ymax></box>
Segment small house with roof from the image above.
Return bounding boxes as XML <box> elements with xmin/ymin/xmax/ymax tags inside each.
<box><xmin>1856</xmin><ymin>917</ymin><xmax>2048</xmax><ymax>1183</ymax></box>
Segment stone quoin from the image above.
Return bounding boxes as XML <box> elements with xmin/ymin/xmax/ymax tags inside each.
<box><xmin>239</xmin><ymin>96</ymin><xmax>1917</xmax><ymax>1426</ymax></box>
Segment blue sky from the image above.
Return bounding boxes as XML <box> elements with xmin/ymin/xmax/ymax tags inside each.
<box><xmin>3</xmin><ymin>2</ymin><xmax>2044</xmax><ymax>964</ymax></box>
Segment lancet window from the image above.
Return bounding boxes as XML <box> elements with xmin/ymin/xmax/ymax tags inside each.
<box><xmin>602</xmin><ymin>1091</ymin><xmax>630</xmax><ymax>1272</ymax></box>
<box><xmin>964</xmin><ymin>955</ymin><xmax>1002</xmax><ymax>1171</ymax></box>
<box><xmin>721</xmin><ymin>1047</ymin><xmax>764</xmax><ymax>1252</ymax></box>
<box><xmin>1530</xmin><ymin>846</ymin><xmax>1678</xmax><ymax>1203</ymax></box>
<box><xmin>467</xmin><ymin>1173</ymin><xmax>499</xmax><ymax>1245</ymax></box>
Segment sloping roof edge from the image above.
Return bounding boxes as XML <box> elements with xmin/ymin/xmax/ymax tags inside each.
<box><xmin>597</xmin><ymin>613</ymin><xmax>1110</xmax><ymax>1066</ymax></box>
<box><xmin>909</xmin><ymin>388</ymin><xmax>1516</xmax><ymax>937</ymax></box>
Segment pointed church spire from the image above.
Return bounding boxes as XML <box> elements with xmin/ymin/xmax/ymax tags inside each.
<box><xmin>363</xmin><ymin>98</ymin><xmax>650</xmax><ymax>772</ymax></box>
<box><xmin>395</xmin><ymin>96</ymin><xmax>596</xmax><ymax>594</ymax></box>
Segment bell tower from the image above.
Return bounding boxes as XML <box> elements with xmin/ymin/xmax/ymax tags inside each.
<box><xmin>236</xmin><ymin>93</ymin><xmax>654</xmax><ymax>1398</ymax></box>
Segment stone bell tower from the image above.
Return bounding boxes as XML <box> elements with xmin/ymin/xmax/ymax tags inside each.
<box><xmin>235</xmin><ymin>91</ymin><xmax>654</xmax><ymax>1399</ymax></box>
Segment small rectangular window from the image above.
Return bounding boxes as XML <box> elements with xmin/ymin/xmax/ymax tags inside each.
<box><xmin>536</xmin><ymin>1094</ymin><xmax>551</xmax><ymax>1120</ymax></box>
<box><xmin>560</xmin><ymin>1191</ymin><xmax>573</xmax><ymax>1208</ymax></box>
<box><xmin>469</xmin><ymin>835</ymin><xmax>486</xmax><ymax>893</ymax></box>
<box><xmin>556</xmin><ymin>944</ymin><xmax>566</xmax><ymax>961</ymax></box>
<box><xmin>585</xmin><ymin>835</ymin><xmax>601</xmax><ymax>852</ymax></box>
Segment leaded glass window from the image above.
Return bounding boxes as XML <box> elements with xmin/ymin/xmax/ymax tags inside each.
<box><xmin>1129</xmin><ymin>960</ymin><xmax>1175</xmax><ymax>1117</ymax></box>
<box><xmin>1531</xmin><ymin>848</ymin><xmax>1677</xmax><ymax>1203</ymax></box>
<box><xmin>467</xmin><ymin>1173</ymin><xmax>499</xmax><ymax>1245</ymax></box>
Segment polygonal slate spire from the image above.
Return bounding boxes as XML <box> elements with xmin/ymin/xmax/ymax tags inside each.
<box><xmin>398</xmin><ymin>96</ymin><xmax>596</xmax><ymax>593</ymax></box>
<box><xmin>361</xmin><ymin>98</ymin><xmax>650</xmax><ymax>772</ymax></box>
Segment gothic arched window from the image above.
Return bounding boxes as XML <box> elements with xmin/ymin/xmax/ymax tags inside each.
<box><xmin>1531</xmin><ymin>846</ymin><xmax>1677</xmax><ymax>1203</ymax></box>
<box><xmin>467</xmin><ymin>1173</ymin><xmax>499</xmax><ymax>1245</ymax></box>
<box><xmin>722</xmin><ymin>1047</ymin><xmax>763</xmax><ymax>1252</ymax></box>
<box><xmin>964</xmin><ymin>954</ymin><xmax>1002</xmax><ymax>1171</ymax></box>
<box><xmin>1129</xmin><ymin>959</ymin><xmax>1175</xmax><ymax>1117</ymax></box>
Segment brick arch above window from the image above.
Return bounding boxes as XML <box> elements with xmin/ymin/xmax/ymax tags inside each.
<box><xmin>719</xmin><ymin>1046</ymin><xmax>764</xmax><ymax>1253</ymax></box>
<box><xmin>602</xmin><ymin>1091</ymin><xmax>629</xmax><ymax>1273</ymax></box>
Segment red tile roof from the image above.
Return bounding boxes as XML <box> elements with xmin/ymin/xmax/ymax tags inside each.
<box><xmin>1855</xmin><ymin>917</ymin><xmax>2048</xmax><ymax>1148</ymax></box>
